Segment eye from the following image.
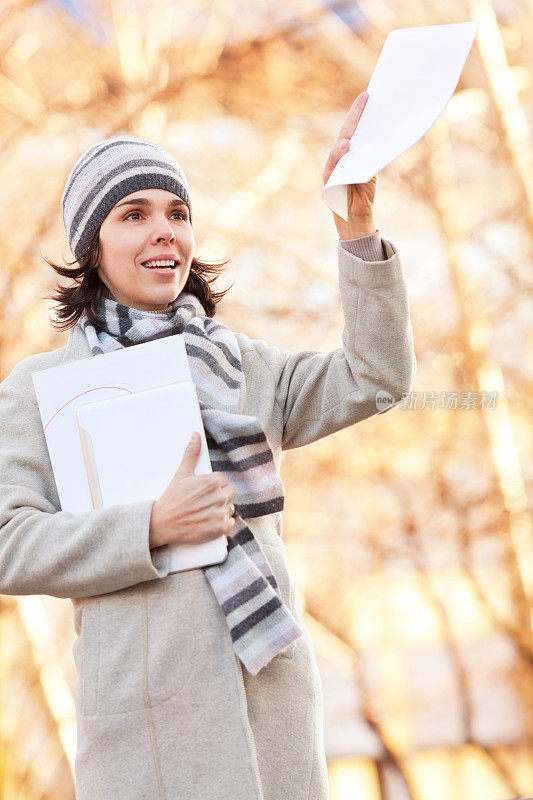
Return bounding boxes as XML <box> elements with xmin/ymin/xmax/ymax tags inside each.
<box><xmin>123</xmin><ymin>209</ymin><xmax>187</xmax><ymax>221</ymax></box>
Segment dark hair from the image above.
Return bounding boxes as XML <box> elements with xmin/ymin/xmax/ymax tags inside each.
<box><xmin>43</xmin><ymin>232</ymin><xmax>233</xmax><ymax>331</ymax></box>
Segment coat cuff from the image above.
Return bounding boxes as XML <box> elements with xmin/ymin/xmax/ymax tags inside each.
<box><xmin>339</xmin><ymin>230</ymin><xmax>387</xmax><ymax>262</ymax></box>
<box><xmin>338</xmin><ymin>237</ymin><xmax>405</xmax><ymax>288</ymax></box>
<box><xmin>130</xmin><ymin>499</ymin><xmax>171</xmax><ymax>579</ymax></box>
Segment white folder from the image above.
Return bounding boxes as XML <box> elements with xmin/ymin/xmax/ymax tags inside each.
<box><xmin>76</xmin><ymin>381</ymin><xmax>228</xmax><ymax>573</ymax></box>
<box><xmin>32</xmin><ymin>334</ymin><xmax>193</xmax><ymax>515</ymax></box>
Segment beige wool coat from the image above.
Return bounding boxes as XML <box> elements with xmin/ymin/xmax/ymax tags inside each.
<box><xmin>0</xmin><ymin>236</ymin><xmax>416</xmax><ymax>800</ymax></box>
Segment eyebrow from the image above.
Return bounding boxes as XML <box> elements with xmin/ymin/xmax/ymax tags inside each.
<box><xmin>114</xmin><ymin>198</ymin><xmax>188</xmax><ymax>210</ymax></box>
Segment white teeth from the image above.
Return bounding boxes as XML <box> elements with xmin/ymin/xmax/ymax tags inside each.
<box><xmin>142</xmin><ymin>259</ymin><xmax>176</xmax><ymax>268</ymax></box>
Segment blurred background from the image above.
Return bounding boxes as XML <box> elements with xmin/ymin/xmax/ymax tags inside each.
<box><xmin>0</xmin><ymin>0</ymin><xmax>532</xmax><ymax>798</ymax></box>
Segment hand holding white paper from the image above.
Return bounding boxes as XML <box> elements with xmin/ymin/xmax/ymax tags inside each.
<box><xmin>322</xmin><ymin>21</ymin><xmax>479</xmax><ymax>221</ymax></box>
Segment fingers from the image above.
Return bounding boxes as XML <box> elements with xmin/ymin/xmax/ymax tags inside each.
<box><xmin>224</xmin><ymin>486</ymin><xmax>236</xmax><ymax>524</ymax></box>
<box><xmin>323</xmin><ymin>92</ymin><xmax>369</xmax><ymax>186</ymax></box>
<box><xmin>219</xmin><ymin>482</ymin><xmax>236</xmax><ymax>503</ymax></box>
<box><xmin>215</xmin><ymin>482</ymin><xmax>236</xmax><ymax>512</ymax></box>
<box><xmin>211</xmin><ymin>470</ymin><xmax>229</xmax><ymax>489</ymax></box>
<box><xmin>177</xmin><ymin>432</ymin><xmax>202</xmax><ymax>475</ymax></box>
<box><xmin>223</xmin><ymin>500</ymin><xmax>236</xmax><ymax>534</ymax></box>
<box><xmin>336</xmin><ymin>91</ymin><xmax>368</xmax><ymax>142</ymax></box>
<box><xmin>323</xmin><ymin>138</ymin><xmax>351</xmax><ymax>185</ymax></box>
<box><xmin>189</xmin><ymin>471</ymin><xmax>237</xmax><ymax>526</ymax></box>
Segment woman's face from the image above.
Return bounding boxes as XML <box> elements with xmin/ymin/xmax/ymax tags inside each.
<box><xmin>97</xmin><ymin>188</ymin><xmax>196</xmax><ymax>311</ymax></box>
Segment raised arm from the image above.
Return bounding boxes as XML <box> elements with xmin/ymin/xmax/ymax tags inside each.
<box><xmin>237</xmin><ymin>232</ymin><xmax>416</xmax><ymax>451</ymax></box>
<box><xmin>241</xmin><ymin>91</ymin><xmax>416</xmax><ymax>450</ymax></box>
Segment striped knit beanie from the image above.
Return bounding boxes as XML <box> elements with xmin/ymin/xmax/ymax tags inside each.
<box><xmin>62</xmin><ymin>135</ymin><xmax>192</xmax><ymax>260</ymax></box>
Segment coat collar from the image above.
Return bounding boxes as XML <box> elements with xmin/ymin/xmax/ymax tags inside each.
<box><xmin>59</xmin><ymin>323</ymin><xmax>92</xmax><ymax>365</ymax></box>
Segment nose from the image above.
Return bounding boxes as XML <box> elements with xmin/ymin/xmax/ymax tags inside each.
<box><xmin>150</xmin><ymin>216</ymin><xmax>176</xmax><ymax>244</ymax></box>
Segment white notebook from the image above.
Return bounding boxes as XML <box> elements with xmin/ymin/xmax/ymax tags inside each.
<box><xmin>76</xmin><ymin>381</ymin><xmax>228</xmax><ymax>573</ymax></box>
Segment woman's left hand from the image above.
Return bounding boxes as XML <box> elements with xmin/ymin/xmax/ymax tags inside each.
<box><xmin>323</xmin><ymin>91</ymin><xmax>377</xmax><ymax>240</ymax></box>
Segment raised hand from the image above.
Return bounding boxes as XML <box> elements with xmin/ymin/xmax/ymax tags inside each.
<box><xmin>323</xmin><ymin>91</ymin><xmax>377</xmax><ymax>240</ymax></box>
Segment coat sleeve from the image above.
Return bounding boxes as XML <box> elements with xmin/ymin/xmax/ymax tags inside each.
<box><xmin>238</xmin><ymin>236</ymin><xmax>417</xmax><ymax>451</ymax></box>
<box><xmin>0</xmin><ymin>363</ymin><xmax>171</xmax><ymax>599</ymax></box>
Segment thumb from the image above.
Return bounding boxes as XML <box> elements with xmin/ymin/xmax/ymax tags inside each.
<box><xmin>177</xmin><ymin>432</ymin><xmax>202</xmax><ymax>475</ymax></box>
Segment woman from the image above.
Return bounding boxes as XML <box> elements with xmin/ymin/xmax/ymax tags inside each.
<box><xmin>0</xmin><ymin>92</ymin><xmax>415</xmax><ymax>799</ymax></box>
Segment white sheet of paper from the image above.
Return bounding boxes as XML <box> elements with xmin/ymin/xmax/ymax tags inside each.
<box><xmin>322</xmin><ymin>21</ymin><xmax>479</xmax><ymax>221</ymax></box>
<box><xmin>32</xmin><ymin>335</ymin><xmax>192</xmax><ymax>515</ymax></box>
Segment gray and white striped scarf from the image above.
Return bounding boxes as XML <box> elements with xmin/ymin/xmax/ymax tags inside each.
<box><xmin>75</xmin><ymin>291</ymin><xmax>303</xmax><ymax>675</ymax></box>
